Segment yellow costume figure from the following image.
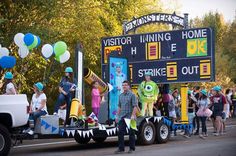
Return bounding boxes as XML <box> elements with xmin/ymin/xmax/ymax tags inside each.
<box><xmin>138</xmin><ymin>71</ymin><xmax>159</xmax><ymax>116</ymax></box>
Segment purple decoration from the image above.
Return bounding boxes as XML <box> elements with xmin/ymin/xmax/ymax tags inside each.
<box><xmin>110</xmin><ymin>74</ymin><xmax>114</xmax><ymax>79</ymax></box>
<box><xmin>112</xmin><ymin>110</ymin><xmax>117</xmax><ymax>115</ymax></box>
<box><xmin>112</xmin><ymin>63</ymin><xmax>115</xmax><ymax>67</ymax></box>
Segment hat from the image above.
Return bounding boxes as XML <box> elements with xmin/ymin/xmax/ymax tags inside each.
<box><xmin>65</xmin><ymin>67</ymin><xmax>73</xmax><ymax>73</ymax></box>
<box><xmin>212</xmin><ymin>86</ymin><xmax>221</xmax><ymax>92</ymax></box>
<box><xmin>34</xmin><ymin>82</ymin><xmax>44</xmax><ymax>91</ymax></box>
<box><xmin>188</xmin><ymin>90</ymin><xmax>192</xmax><ymax>95</ymax></box>
<box><xmin>145</xmin><ymin>71</ymin><xmax>152</xmax><ymax>76</ymax></box>
<box><xmin>4</xmin><ymin>72</ymin><xmax>13</xmax><ymax>79</ymax></box>
<box><xmin>200</xmin><ymin>89</ymin><xmax>208</xmax><ymax>96</ymax></box>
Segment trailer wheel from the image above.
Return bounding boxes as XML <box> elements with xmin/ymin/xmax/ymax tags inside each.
<box><xmin>0</xmin><ymin>124</ymin><xmax>11</xmax><ymax>156</ymax></box>
<box><xmin>92</xmin><ymin>136</ymin><xmax>107</xmax><ymax>143</ymax></box>
<box><xmin>137</xmin><ymin>122</ymin><xmax>156</xmax><ymax>145</ymax></box>
<box><xmin>156</xmin><ymin>122</ymin><xmax>170</xmax><ymax>144</ymax></box>
<box><xmin>74</xmin><ymin>134</ymin><xmax>91</xmax><ymax>144</ymax></box>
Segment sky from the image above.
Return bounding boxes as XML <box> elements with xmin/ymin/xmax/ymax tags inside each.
<box><xmin>161</xmin><ymin>0</ymin><xmax>236</xmax><ymax>22</ymax></box>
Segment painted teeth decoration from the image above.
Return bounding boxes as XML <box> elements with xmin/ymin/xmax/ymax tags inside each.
<box><xmin>106</xmin><ymin>128</ymin><xmax>117</xmax><ymax>136</ymax></box>
<box><xmin>98</xmin><ymin>123</ymin><xmax>106</xmax><ymax>130</ymax></box>
<box><xmin>65</xmin><ymin>129</ymin><xmax>94</xmax><ymax>137</ymax></box>
<box><xmin>154</xmin><ymin>117</ymin><xmax>162</xmax><ymax>122</ymax></box>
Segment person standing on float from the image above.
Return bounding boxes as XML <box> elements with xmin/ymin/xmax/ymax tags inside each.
<box><xmin>138</xmin><ymin>71</ymin><xmax>159</xmax><ymax>116</ymax></box>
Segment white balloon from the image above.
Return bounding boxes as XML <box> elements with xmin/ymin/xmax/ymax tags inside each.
<box><xmin>41</xmin><ymin>44</ymin><xmax>53</xmax><ymax>58</ymax></box>
<box><xmin>59</xmin><ymin>50</ymin><xmax>70</xmax><ymax>63</ymax></box>
<box><xmin>18</xmin><ymin>45</ymin><xmax>29</xmax><ymax>58</ymax></box>
<box><xmin>14</xmin><ymin>33</ymin><xmax>25</xmax><ymax>47</ymax></box>
<box><xmin>0</xmin><ymin>47</ymin><xmax>10</xmax><ymax>58</ymax></box>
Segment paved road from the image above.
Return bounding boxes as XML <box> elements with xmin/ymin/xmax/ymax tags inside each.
<box><xmin>10</xmin><ymin>119</ymin><xmax>236</xmax><ymax>156</ymax></box>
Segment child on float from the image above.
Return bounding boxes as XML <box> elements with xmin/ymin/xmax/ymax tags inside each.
<box><xmin>1</xmin><ymin>72</ymin><xmax>17</xmax><ymax>94</ymax></box>
<box><xmin>91</xmin><ymin>81</ymin><xmax>102</xmax><ymax>117</ymax></box>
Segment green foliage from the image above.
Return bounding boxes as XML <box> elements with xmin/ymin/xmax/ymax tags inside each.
<box><xmin>191</xmin><ymin>11</ymin><xmax>236</xmax><ymax>90</ymax></box>
<box><xmin>0</xmin><ymin>0</ymin><xmax>165</xmax><ymax>113</ymax></box>
<box><xmin>0</xmin><ymin>1</ymin><xmax>235</xmax><ymax>113</ymax></box>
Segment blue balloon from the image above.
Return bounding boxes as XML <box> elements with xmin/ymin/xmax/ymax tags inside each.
<box><xmin>24</xmin><ymin>33</ymin><xmax>34</xmax><ymax>46</ymax></box>
<box><xmin>36</xmin><ymin>36</ymin><xmax>41</xmax><ymax>47</ymax></box>
<box><xmin>0</xmin><ymin>56</ymin><xmax>16</xmax><ymax>68</ymax></box>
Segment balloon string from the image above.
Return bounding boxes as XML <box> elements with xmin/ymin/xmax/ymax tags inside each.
<box><xmin>43</xmin><ymin>59</ymin><xmax>55</xmax><ymax>84</ymax></box>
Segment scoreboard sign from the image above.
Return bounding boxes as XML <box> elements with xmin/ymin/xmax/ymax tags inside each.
<box><xmin>101</xmin><ymin>27</ymin><xmax>215</xmax><ymax>84</ymax></box>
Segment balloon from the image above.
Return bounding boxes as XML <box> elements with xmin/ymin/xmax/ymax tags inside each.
<box><xmin>55</xmin><ymin>55</ymin><xmax>60</xmax><ymax>62</ymax></box>
<box><xmin>23</xmin><ymin>33</ymin><xmax>34</xmax><ymax>46</ymax></box>
<box><xmin>59</xmin><ymin>50</ymin><xmax>70</xmax><ymax>63</ymax></box>
<box><xmin>36</xmin><ymin>36</ymin><xmax>41</xmax><ymax>47</ymax></box>
<box><xmin>0</xmin><ymin>47</ymin><xmax>10</xmax><ymax>59</ymax></box>
<box><xmin>0</xmin><ymin>56</ymin><xmax>16</xmax><ymax>68</ymax></box>
<box><xmin>41</xmin><ymin>44</ymin><xmax>53</xmax><ymax>58</ymax></box>
<box><xmin>27</xmin><ymin>35</ymin><xmax>38</xmax><ymax>50</ymax></box>
<box><xmin>54</xmin><ymin>41</ymin><xmax>67</xmax><ymax>57</ymax></box>
<box><xmin>14</xmin><ymin>33</ymin><xmax>25</xmax><ymax>47</ymax></box>
<box><xmin>18</xmin><ymin>45</ymin><xmax>29</xmax><ymax>58</ymax></box>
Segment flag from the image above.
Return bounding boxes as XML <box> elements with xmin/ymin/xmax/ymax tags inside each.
<box><xmin>89</xmin><ymin>112</ymin><xmax>98</xmax><ymax>121</ymax></box>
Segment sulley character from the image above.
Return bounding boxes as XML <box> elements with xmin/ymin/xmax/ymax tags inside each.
<box><xmin>110</xmin><ymin>62</ymin><xmax>126</xmax><ymax>120</ymax></box>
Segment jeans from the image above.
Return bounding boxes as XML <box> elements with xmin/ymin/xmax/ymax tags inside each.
<box><xmin>185</xmin><ymin>112</ymin><xmax>195</xmax><ymax>135</ymax></box>
<box><xmin>199</xmin><ymin>116</ymin><xmax>207</xmax><ymax>133</ymax></box>
<box><xmin>193</xmin><ymin>113</ymin><xmax>200</xmax><ymax>132</ymax></box>
<box><xmin>118</xmin><ymin>119</ymin><xmax>135</xmax><ymax>151</ymax></box>
<box><xmin>233</xmin><ymin>103</ymin><xmax>236</xmax><ymax>117</ymax></box>
<box><xmin>29</xmin><ymin>110</ymin><xmax>47</xmax><ymax>126</ymax></box>
<box><xmin>54</xmin><ymin>93</ymin><xmax>72</xmax><ymax>125</ymax></box>
<box><xmin>175</xmin><ymin>107</ymin><xmax>181</xmax><ymax>118</ymax></box>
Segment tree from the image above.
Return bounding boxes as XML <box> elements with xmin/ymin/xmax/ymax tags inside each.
<box><xmin>0</xmin><ymin>0</ymin><xmax>172</xmax><ymax>113</ymax></box>
<box><xmin>191</xmin><ymin>11</ymin><xmax>236</xmax><ymax>89</ymax></box>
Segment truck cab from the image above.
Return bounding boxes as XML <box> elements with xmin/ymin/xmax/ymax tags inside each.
<box><xmin>0</xmin><ymin>94</ymin><xmax>29</xmax><ymax>156</ymax></box>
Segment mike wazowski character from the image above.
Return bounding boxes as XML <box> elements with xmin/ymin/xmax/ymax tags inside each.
<box><xmin>138</xmin><ymin>71</ymin><xmax>159</xmax><ymax>116</ymax></box>
<box><xmin>110</xmin><ymin>62</ymin><xmax>127</xmax><ymax>120</ymax></box>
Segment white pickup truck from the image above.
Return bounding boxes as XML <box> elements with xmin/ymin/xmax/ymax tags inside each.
<box><xmin>0</xmin><ymin>94</ymin><xmax>29</xmax><ymax>156</ymax></box>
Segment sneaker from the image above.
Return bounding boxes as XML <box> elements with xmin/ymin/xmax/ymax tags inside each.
<box><xmin>27</xmin><ymin>130</ymin><xmax>34</xmax><ymax>135</ymax></box>
<box><xmin>203</xmin><ymin>134</ymin><xmax>208</xmax><ymax>137</ymax></box>
<box><xmin>194</xmin><ymin>131</ymin><xmax>199</xmax><ymax>135</ymax></box>
<box><xmin>53</xmin><ymin>112</ymin><xmax>58</xmax><ymax>116</ymax></box>
<box><xmin>114</xmin><ymin>149</ymin><xmax>125</xmax><ymax>154</ymax></box>
<box><xmin>183</xmin><ymin>134</ymin><xmax>190</xmax><ymax>138</ymax></box>
<box><xmin>128</xmin><ymin>149</ymin><xmax>135</xmax><ymax>154</ymax></box>
<box><xmin>23</xmin><ymin>128</ymin><xmax>31</xmax><ymax>134</ymax></box>
<box><xmin>213</xmin><ymin>133</ymin><xmax>219</xmax><ymax>136</ymax></box>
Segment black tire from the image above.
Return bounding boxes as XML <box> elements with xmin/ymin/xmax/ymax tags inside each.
<box><xmin>92</xmin><ymin>136</ymin><xmax>107</xmax><ymax>143</ymax></box>
<box><xmin>0</xmin><ymin>124</ymin><xmax>11</xmax><ymax>156</ymax></box>
<box><xmin>74</xmin><ymin>133</ymin><xmax>91</xmax><ymax>144</ymax></box>
<box><xmin>137</xmin><ymin>121</ymin><xmax>156</xmax><ymax>145</ymax></box>
<box><xmin>156</xmin><ymin>122</ymin><xmax>170</xmax><ymax>144</ymax></box>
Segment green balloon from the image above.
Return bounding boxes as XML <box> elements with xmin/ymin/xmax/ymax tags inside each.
<box><xmin>27</xmin><ymin>35</ymin><xmax>38</xmax><ymax>50</ymax></box>
<box><xmin>55</xmin><ymin>55</ymin><xmax>60</xmax><ymax>62</ymax></box>
<box><xmin>54</xmin><ymin>41</ymin><xmax>67</xmax><ymax>57</ymax></box>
